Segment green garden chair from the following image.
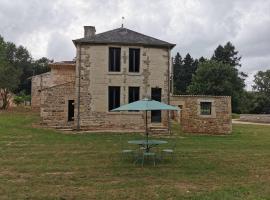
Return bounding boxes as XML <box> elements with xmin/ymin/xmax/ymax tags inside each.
<box><xmin>161</xmin><ymin>141</ymin><xmax>176</xmax><ymax>161</ymax></box>
<box><xmin>141</xmin><ymin>151</ymin><xmax>156</xmax><ymax>167</ymax></box>
<box><xmin>120</xmin><ymin>136</ymin><xmax>135</xmax><ymax>160</ymax></box>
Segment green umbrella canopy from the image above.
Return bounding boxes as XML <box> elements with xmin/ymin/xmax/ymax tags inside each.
<box><xmin>112</xmin><ymin>98</ymin><xmax>180</xmax><ymax>111</ymax></box>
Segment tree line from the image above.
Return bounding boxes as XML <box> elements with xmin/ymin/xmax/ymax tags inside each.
<box><xmin>173</xmin><ymin>42</ymin><xmax>270</xmax><ymax>114</ymax></box>
<box><xmin>0</xmin><ymin>35</ymin><xmax>51</xmax><ymax>109</ymax></box>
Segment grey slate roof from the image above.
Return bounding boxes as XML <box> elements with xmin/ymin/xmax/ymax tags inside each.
<box><xmin>73</xmin><ymin>27</ymin><xmax>175</xmax><ymax>49</ymax></box>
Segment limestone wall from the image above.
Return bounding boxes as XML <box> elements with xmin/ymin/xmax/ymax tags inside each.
<box><xmin>240</xmin><ymin>114</ymin><xmax>270</xmax><ymax>123</ymax></box>
<box><xmin>31</xmin><ymin>65</ymin><xmax>75</xmax><ymax>109</ymax></box>
<box><xmin>40</xmin><ymin>82</ymin><xmax>75</xmax><ymax>127</ymax></box>
<box><xmin>50</xmin><ymin>65</ymin><xmax>75</xmax><ymax>85</ymax></box>
<box><xmin>170</xmin><ymin>95</ymin><xmax>232</xmax><ymax>134</ymax></box>
<box><xmin>74</xmin><ymin>44</ymin><xmax>170</xmax><ymax>130</ymax></box>
<box><xmin>31</xmin><ymin>72</ymin><xmax>52</xmax><ymax>108</ymax></box>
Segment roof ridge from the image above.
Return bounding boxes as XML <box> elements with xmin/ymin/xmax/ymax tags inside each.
<box><xmin>73</xmin><ymin>27</ymin><xmax>175</xmax><ymax>48</ymax></box>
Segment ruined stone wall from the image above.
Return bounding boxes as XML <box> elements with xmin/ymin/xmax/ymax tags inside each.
<box><xmin>50</xmin><ymin>65</ymin><xmax>75</xmax><ymax>85</ymax></box>
<box><xmin>31</xmin><ymin>66</ymin><xmax>75</xmax><ymax>109</ymax></box>
<box><xmin>31</xmin><ymin>72</ymin><xmax>52</xmax><ymax>108</ymax></box>
<box><xmin>40</xmin><ymin>82</ymin><xmax>75</xmax><ymax>127</ymax></box>
<box><xmin>170</xmin><ymin>95</ymin><xmax>232</xmax><ymax>134</ymax></box>
<box><xmin>74</xmin><ymin>44</ymin><xmax>170</xmax><ymax>130</ymax></box>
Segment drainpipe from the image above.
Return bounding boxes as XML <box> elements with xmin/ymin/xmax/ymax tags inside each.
<box><xmin>167</xmin><ymin>48</ymin><xmax>171</xmax><ymax>134</ymax></box>
<box><xmin>76</xmin><ymin>44</ymin><xmax>82</xmax><ymax>131</ymax></box>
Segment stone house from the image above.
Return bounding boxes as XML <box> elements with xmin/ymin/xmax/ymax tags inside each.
<box><xmin>31</xmin><ymin>25</ymin><xmax>232</xmax><ymax>134</ymax></box>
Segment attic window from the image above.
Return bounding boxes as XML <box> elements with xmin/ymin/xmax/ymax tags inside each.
<box><xmin>109</xmin><ymin>47</ymin><xmax>121</xmax><ymax>72</ymax></box>
<box><xmin>129</xmin><ymin>48</ymin><xmax>140</xmax><ymax>72</ymax></box>
<box><xmin>200</xmin><ymin>102</ymin><xmax>212</xmax><ymax>115</ymax></box>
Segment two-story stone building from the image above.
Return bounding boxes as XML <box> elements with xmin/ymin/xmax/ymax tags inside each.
<box><xmin>32</xmin><ymin>25</ymin><xmax>232</xmax><ymax>134</ymax></box>
<box><xmin>35</xmin><ymin>26</ymin><xmax>175</xmax><ymax>131</ymax></box>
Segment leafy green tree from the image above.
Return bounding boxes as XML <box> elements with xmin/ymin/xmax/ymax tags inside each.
<box><xmin>32</xmin><ymin>57</ymin><xmax>52</xmax><ymax>76</ymax></box>
<box><xmin>253</xmin><ymin>70</ymin><xmax>270</xmax><ymax>94</ymax></box>
<box><xmin>250</xmin><ymin>70</ymin><xmax>270</xmax><ymax>114</ymax></box>
<box><xmin>0</xmin><ymin>64</ymin><xmax>21</xmax><ymax>109</ymax></box>
<box><xmin>187</xmin><ymin>60</ymin><xmax>245</xmax><ymax>112</ymax></box>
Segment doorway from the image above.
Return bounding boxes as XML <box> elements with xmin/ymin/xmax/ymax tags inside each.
<box><xmin>68</xmin><ymin>100</ymin><xmax>74</xmax><ymax>121</ymax></box>
<box><xmin>151</xmin><ymin>88</ymin><xmax>162</xmax><ymax>123</ymax></box>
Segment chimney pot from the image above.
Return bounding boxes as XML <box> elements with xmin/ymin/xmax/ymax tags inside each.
<box><xmin>84</xmin><ymin>26</ymin><xmax>96</xmax><ymax>38</ymax></box>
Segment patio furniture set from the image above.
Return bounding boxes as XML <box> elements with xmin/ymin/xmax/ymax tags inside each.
<box><xmin>113</xmin><ymin>98</ymin><xmax>180</xmax><ymax>166</ymax></box>
<box><xmin>122</xmin><ymin>139</ymin><xmax>176</xmax><ymax>166</ymax></box>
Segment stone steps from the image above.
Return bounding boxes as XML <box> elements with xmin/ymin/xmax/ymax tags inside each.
<box><xmin>149</xmin><ymin>126</ymin><xmax>169</xmax><ymax>134</ymax></box>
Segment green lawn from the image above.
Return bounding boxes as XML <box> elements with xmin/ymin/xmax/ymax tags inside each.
<box><xmin>0</xmin><ymin>110</ymin><xmax>270</xmax><ymax>200</ymax></box>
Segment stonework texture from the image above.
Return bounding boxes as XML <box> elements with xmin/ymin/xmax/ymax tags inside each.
<box><xmin>170</xmin><ymin>95</ymin><xmax>232</xmax><ymax>134</ymax></box>
<box><xmin>74</xmin><ymin>45</ymin><xmax>170</xmax><ymax>130</ymax></box>
<box><xmin>31</xmin><ymin>65</ymin><xmax>75</xmax><ymax>108</ymax></box>
<box><xmin>31</xmin><ymin>72</ymin><xmax>52</xmax><ymax>108</ymax></box>
<box><xmin>40</xmin><ymin>82</ymin><xmax>75</xmax><ymax>127</ymax></box>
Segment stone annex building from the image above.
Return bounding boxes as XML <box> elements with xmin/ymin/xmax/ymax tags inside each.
<box><xmin>31</xmin><ymin>26</ymin><xmax>232</xmax><ymax>134</ymax></box>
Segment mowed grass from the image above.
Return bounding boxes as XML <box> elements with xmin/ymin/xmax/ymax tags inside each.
<box><xmin>0</xmin><ymin>110</ymin><xmax>270</xmax><ymax>200</ymax></box>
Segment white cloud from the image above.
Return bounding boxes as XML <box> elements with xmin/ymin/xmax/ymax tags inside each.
<box><xmin>0</xmin><ymin>0</ymin><xmax>270</xmax><ymax>89</ymax></box>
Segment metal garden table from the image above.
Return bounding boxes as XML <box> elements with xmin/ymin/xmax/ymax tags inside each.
<box><xmin>128</xmin><ymin>139</ymin><xmax>167</xmax><ymax>152</ymax></box>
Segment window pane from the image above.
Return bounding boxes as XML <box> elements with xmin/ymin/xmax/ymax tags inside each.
<box><xmin>200</xmin><ymin>102</ymin><xmax>212</xmax><ymax>115</ymax></box>
<box><xmin>109</xmin><ymin>48</ymin><xmax>121</xmax><ymax>72</ymax></box>
<box><xmin>129</xmin><ymin>87</ymin><xmax>140</xmax><ymax>103</ymax></box>
<box><xmin>108</xmin><ymin>86</ymin><xmax>120</xmax><ymax>111</ymax></box>
<box><xmin>129</xmin><ymin>48</ymin><xmax>140</xmax><ymax>72</ymax></box>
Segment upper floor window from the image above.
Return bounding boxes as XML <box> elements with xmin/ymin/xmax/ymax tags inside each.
<box><xmin>108</xmin><ymin>86</ymin><xmax>120</xmax><ymax>111</ymax></box>
<box><xmin>200</xmin><ymin>102</ymin><xmax>212</xmax><ymax>115</ymax></box>
<box><xmin>129</xmin><ymin>48</ymin><xmax>140</xmax><ymax>72</ymax></box>
<box><xmin>109</xmin><ymin>47</ymin><xmax>121</xmax><ymax>72</ymax></box>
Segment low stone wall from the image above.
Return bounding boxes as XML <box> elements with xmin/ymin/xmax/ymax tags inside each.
<box><xmin>240</xmin><ymin>114</ymin><xmax>270</xmax><ymax>123</ymax></box>
<box><xmin>170</xmin><ymin>95</ymin><xmax>232</xmax><ymax>134</ymax></box>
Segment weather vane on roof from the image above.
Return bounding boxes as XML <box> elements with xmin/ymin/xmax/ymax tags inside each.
<box><xmin>121</xmin><ymin>16</ymin><xmax>125</xmax><ymax>28</ymax></box>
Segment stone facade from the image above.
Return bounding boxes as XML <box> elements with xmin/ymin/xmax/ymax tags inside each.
<box><xmin>31</xmin><ymin>72</ymin><xmax>52</xmax><ymax>108</ymax></box>
<box><xmin>74</xmin><ymin>45</ymin><xmax>170</xmax><ymax>130</ymax></box>
<box><xmin>170</xmin><ymin>95</ymin><xmax>232</xmax><ymax>134</ymax></box>
<box><xmin>40</xmin><ymin>82</ymin><xmax>75</xmax><ymax>127</ymax></box>
<box><xmin>31</xmin><ymin>63</ymin><xmax>75</xmax><ymax>108</ymax></box>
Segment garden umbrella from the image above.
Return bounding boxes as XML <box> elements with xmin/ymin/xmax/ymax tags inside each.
<box><xmin>112</xmin><ymin>98</ymin><xmax>180</xmax><ymax>150</ymax></box>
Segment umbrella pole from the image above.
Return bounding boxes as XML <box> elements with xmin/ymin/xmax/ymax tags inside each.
<box><xmin>145</xmin><ymin>110</ymin><xmax>149</xmax><ymax>152</ymax></box>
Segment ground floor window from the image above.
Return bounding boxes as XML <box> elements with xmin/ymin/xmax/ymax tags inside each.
<box><xmin>128</xmin><ymin>87</ymin><xmax>140</xmax><ymax>103</ymax></box>
<box><xmin>200</xmin><ymin>102</ymin><xmax>212</xmax><ymax>115</ymax></box>
<box><xmin>108</xmin><ymin>86</ymin><xmax>120</xmax><ymax>111</ymax></box>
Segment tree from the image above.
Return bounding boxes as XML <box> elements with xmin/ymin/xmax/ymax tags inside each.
<box><xmin>250</xmin><ymin>70</ymin><xmax>270</xmax><ymax>114</ymax></box>
<box><xmin>173</xmin><ymin>52</ymin><xmax>182</xmax><ymax>94</ymax></box>
<box><xmin>187</xmin><ymin>60</ymin><xmax>245</xmax><ymax>112</ymax></box>
<box><xmin>173</xmin><ymin>53</ymin><xmax>198</xmax><ymax>94</ymax></box>
<box><xmin>253</xmin><ymin>70</ymin><xmax>270</xmax><ymax>94</ymax></box>
<box><xmin>0</xmin><ymin>64</ymin><xmax>21</xmax><ymax>109</ymax></box>
<box><xmin>0</xmin><ymin>36</ymin><xmax>22</xmax><ymax>109</ymax></box>
<box><xmin>32</xmin><ymin>57</ymin><xmax>52</xmax><ymax>76</ymax></box>
<box><xmin>212</xmin><ymin>42</ymin><xmax>241</xmax><ymax>67</ymax></box>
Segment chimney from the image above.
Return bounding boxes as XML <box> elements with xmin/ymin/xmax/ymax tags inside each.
<box><xmin>84</xmin><ymin>26</ymin><xmax>96</xmax><ymax>38</ymax></box>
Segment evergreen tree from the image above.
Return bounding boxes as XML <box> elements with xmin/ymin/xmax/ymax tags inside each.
<box><xmin>212</xmin><ymin>42</ymin><xmax>241</xmax><ymax>67</ymax></box>
<box><xmin>173</xmin><ymin>53</ymin><xmax>197</xmax><ymax>94</ymax></box>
